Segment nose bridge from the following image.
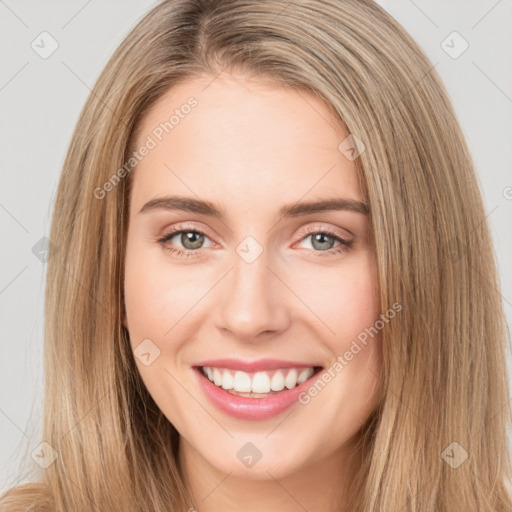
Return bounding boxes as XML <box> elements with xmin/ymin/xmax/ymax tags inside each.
<box><xmin>216</xmin><ymin>239</ymin><xmax>288</xmax><ymax>339</ymax></box>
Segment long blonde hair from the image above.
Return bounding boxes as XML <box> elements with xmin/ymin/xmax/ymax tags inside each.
<box><xmin>2</xmin><ymin>0</ymin><xmax>511</xmax><ymax>510</ymax></box>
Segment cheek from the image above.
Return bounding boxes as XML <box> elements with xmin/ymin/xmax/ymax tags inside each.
<box><xmin>123</xmin><ymin>247</ymin><xmax>164</xmax><ymax>356</ymax></box>
<box><xmin>123</xmin><ymin>243</ymin><xmax>186</xmax><ymax>410</ymax></box>
<box><xmin>292</xmin><ymin>251</ymin><xmax>380</xmax><ymax>343</ymax></box>
<box><xmin>291</xmin><ymin>252</ymin><xmax>382</xmax><ymax>395</ymax></box>
<box><xmin>123</xmin><ymin>240</ymin><xmax>193</xmax><ymax>341</ymax></box>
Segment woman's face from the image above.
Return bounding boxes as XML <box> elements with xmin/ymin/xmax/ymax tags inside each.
<box><xmin>123</xmin><ymin>73</ymin><xmax>383</xmax><ymax>479</ymax></box>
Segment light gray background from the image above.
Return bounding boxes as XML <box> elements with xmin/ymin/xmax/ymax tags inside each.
<box><xmin>1</xmin><ymin>0</ymin><xmax>511</xmax><ymax>492</ymax></box>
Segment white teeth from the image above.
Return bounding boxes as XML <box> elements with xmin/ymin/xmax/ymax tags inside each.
<box><xmin>213</xmin><ymin>368</ymin><xmax>223</xmax><ymax>387</ymax></box>
<box><xmin>270</xmin><ymin>371</ymin><xmax>285</xmax><ymax>391</ymax></box>
<box><xmin>202</xmin><ymin>366</ymin><xmax>316</xmax><ymax>394</ymax></box>
<box><xmin>252</xmin><ymin>372</ymin><xmax>271</xmax><ymax>393</ymax></box>
<box><xmin>284</xmin><ymin>368</ymin><xmax>298</xmax><ymax>389</ymax></box>
<box><xmin>233</xmin><ymin>371</ymin><xmax>252</xmax><ymax>392</ymax></box>
<box><xmin>297</xmin><ymin>367</ymin><xmax>314</xmax><ymax>384</ymax></box>
<box><xmin>221</xmin><ymin>370</ymin><xmax>234</xmax><ymax>390</ymax></box>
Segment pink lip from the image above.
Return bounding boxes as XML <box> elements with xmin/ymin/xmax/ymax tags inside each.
<box><xmin>194</xmin><ymin>358</ymin><xmax>316</xmax><ymax>372</ymax></box>
<box><xmin>193</xmin><ymin>365</ymin><xmax>321</xmax><ymax>421</ymax></box>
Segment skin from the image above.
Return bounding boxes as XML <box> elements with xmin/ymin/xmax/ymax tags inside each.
<box><xmin>123</xmin><ymin>72</ymin><xmax>383</xmax><ymax>512</ymax></box>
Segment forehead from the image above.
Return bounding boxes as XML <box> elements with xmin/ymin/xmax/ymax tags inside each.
<box><xmin>130</xmin><ymin>73</ymin><xmax>363</xmax><ymax>211</ymax></box>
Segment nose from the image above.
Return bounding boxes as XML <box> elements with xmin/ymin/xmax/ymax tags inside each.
<box><xmin>215</xmin><ymin>247</ymin><xmax>290</xmax><ymax>342</ymax></box>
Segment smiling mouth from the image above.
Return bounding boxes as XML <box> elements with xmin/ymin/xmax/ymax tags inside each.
<box><xmin>196</xmin><ymin>365</ymin><xmax>323</xmax><ymax>398</ymax></box>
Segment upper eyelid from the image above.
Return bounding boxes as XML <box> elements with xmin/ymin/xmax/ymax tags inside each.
<box><xmin>296</xmin><ymin>222</ymin><xmax>353</xmax><ymax>238</ymax></box>
<box><xmin>160</xmin><ymin>222</ymin><xmax>217</xmax><ymax>240</ymax></box>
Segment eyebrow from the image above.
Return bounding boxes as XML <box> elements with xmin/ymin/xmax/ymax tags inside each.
<box><xmin>138</xmin><ymin>195</ymin><xmax>370</xmax><ymax>218</ymax></box>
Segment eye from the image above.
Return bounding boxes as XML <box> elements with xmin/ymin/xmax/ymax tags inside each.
<box><xmin>157</xmin><ymin>226</ymin><xmax>213</xmax><ymax>258</ymax></box>
<box><xmin>157</xmin><ymin>224</ymin><xmax>353</xmax><ymax>259</ymax></box>
<box><xmin>295</xmin><ymin>227</ymin><xmax>353</xmax><ymax>257</ymax></box>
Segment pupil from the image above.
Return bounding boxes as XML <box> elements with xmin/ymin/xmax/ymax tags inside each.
<box><xmin>313</xmin><ymin>233</ymin><xmax>334</xmax><ymax>251</ymax></box>
<box><xmin>182</xmin><ymin>231</ymin><xmax>204</xmax><ymax>250</ymax></box>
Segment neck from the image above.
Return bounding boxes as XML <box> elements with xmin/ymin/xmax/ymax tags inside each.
<box><xmin>177</xmin><ymin>434</ymin><xmax>364</xmax><ymax>512</ymax></box>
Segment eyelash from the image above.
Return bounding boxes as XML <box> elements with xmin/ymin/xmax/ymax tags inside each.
<box><xmin>157</xmin><ymin>224</ymin><xmax>353</xmax><ymax>259</ymax></box>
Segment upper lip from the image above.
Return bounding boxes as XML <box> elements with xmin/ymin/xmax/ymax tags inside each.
<box><xmin>194</xmin><ymin>358</ymin><xmax>322</xmax><ymax>372</ymax></box>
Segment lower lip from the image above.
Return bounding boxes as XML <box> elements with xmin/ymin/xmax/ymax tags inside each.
<box><xmin>193</xmin><ymin>367</ymin><xmax>321</xmax><ymax>420</ymax></box>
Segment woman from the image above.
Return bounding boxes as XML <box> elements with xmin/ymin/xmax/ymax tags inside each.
<box><xmin>2</xmin><ymin>0</ymin><xmax>511</xmax><ymax>510</ymax></box>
